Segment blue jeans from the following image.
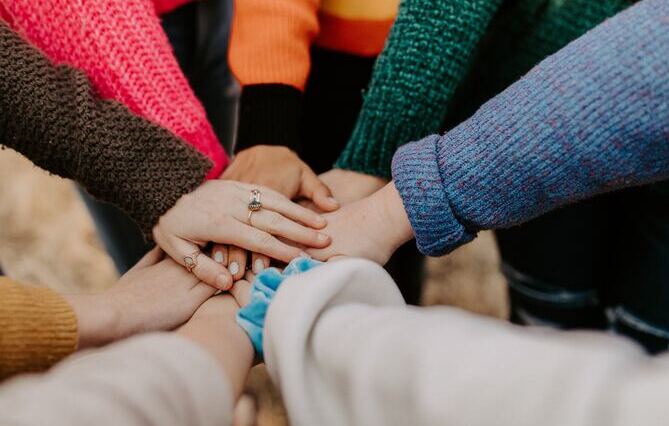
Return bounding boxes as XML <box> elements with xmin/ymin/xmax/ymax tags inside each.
<box><xmin>81</xmin><ymin>0</ymin><xmax>237</xmax><ymax>273</ymax></box>
<box><xmin>498</xmin><ymin>182</ymin><xmax>669</xmax><ymax>353</ymax></box>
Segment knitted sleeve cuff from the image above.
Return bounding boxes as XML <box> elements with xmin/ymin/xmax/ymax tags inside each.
<box><xmin>234</xmin><ymin>84</ymin><xmax>304</xmax><ymax>154</ymax></box>
<box><xmin>391</xmin><ymin>135</ymin><xmax>475</xmax><ymax>256</ymax></box>
<box><xmin>0</xmin><ymin>279</ymin><xmax>77</xmax><ymax>380</ymax></box>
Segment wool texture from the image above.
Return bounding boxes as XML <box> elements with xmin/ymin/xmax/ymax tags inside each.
<box><xmin>0</xmin><ymin>278</ymin><xmax>77</xmax><ymax>380</ymax></box>
<box><xmin>1</xmin><ymin>0</ymin><xmax>228</xmax><ymax>177</ymax></box>
<box><xmin>0</xmin><ymin>21</ymin><xmax>211</xmax><ymax>236</ymax></box>
<box><xmin>336</xmin><ymin>0</ymin><xmax>636</xmax><ymax>178</ymax></box>
<box><xmin>391</xmin><ymin>0</ymin><xmax>669</xmax><ymax>256</ymax></box>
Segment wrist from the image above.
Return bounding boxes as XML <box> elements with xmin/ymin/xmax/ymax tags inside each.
<box><xmin>63</xmin><ymin>294</ymin><xmax>121</xmax><ymax>350</ymax></box>
<box><xmin>371</xmin><ymin>182</ymin><xmax>414</xmax><ymax>251</ymax></box>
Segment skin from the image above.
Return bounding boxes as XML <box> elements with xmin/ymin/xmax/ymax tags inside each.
<box><xmin>214</xmin><ymin>145</ymin><xmax>387</xmax><ymax>279</ymax></box>
<box><xmin>215</xmin><ymin>146</ymin><xmax>340</xmax><ymax>280</ymax></box>
<box><xmin>63</xmin><ymin>247</ymin><xmax>217</xmax><ymax>349</ymax></box>
<box><xmin>307</xmin><ymin>182</ymin><xmax>414</xmax><ymax>265</ymax></box>
<box><xmin>177</xmin><ymin>293</ymin><xmax>254</xmax><ymax>399</ymax></box>
<box><xmin>153</xmin><ymin>180</ymin><xmax>331</xmax><ymax>290</ymax></box>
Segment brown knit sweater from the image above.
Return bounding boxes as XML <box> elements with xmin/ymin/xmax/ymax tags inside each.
<box><xmin>0</xmin><ymin>278</ymin><xmax>77</xmax><ymax>380</ymax></box>
<box><xmin>0</xmin><ymin>20</ymin><xmax>212</xmax><ymax>235</ymax></box>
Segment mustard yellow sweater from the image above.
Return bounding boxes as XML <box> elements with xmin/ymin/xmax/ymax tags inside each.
<box><xmin>0</xmin><ymin>278</ymin><xmax>77</xmax><ymax>380</ymax></box>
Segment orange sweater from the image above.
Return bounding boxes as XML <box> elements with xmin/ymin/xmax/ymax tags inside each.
<box><xmin>229</xmin><ymin>0</ymin><xmax>399</xmax><ymax>153</ymax></box>
<box><xmin>0</xmin><ymin>278</ymin><xmax>77</xmax><ymax>380</ymax></box>
<box><xmin>230</xmin><ymin>0</ymin><xmax>399</xmax><ymax>90</ymax></box>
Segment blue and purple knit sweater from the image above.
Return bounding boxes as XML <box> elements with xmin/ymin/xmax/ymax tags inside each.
<box><xmin>391</xmin><ymin>0</ymin><xmax>669</xmax><ymax>257</ymax></box>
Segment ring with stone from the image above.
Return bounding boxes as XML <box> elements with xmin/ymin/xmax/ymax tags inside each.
<box><xmin>183</xmin><ymin>250</ymin><xmax>201</xmax><ymax>273</ymax></box>
<box><xmin>248</xmin><ymin>189</ymin><xmax>262</xmax><ymax>212</ymax></box>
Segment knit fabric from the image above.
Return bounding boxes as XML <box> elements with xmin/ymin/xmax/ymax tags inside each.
<box><xmin>0</xmin><ymin>278</ymin><xmax>77</xmax><ymax>380</ymax></box>
<box><xmin>336</xmin><ymin>0</ymin><xmax>635</xmax><ymax>178</ymax></box>
<box><xmin>1</xmin><ymin>0</ymin><xmax>228</xmax><ymax>178</ymax></box>
<box><xmin>335</xmin><ymin>0</ymin><xmax>503</xmax><ymax>178</ymax></box>
<box><xmin>0</xmin><ymin>21</ymin><xmax>212</xmax><ymax>236</ymax></box>
<box><xmin>391</xmin><ymin>0</ymin><xmax>669</xmax><ymax>256</ymax></box>
<box><xmin>229</xmin><ymin>0</ymin><xmax>399</xmax><ymax>153</ymax></box>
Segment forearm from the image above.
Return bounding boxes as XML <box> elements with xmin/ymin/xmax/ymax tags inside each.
<box><xmin>0</xmin><ymin>22</ymin><xmax>211</xmax><ymax>235</ymax></box>
<box><xmin>392</xmin><ymin>0</ymin><xmax>669</xmax><ymax>256</ymax></box>
<box><xmin>265</xmin><ymin>259</ymin><xmax>669</xmax><ymax>426</ymax></box>
<box><xmin>0</xmin><ymin>334</ymin><xmax>233</xmax><ymax>426</ymax></box>
<box><xmin>336</xmin><ymin>0</ymin><xmax>502</xmax><ymax>178</ymax></box>
<box><xmin>229</xmin><ymin>0</ymin><xmax>319</xmax><ymax>152</ymax></box>
<box><xmin>2</xmin><ymin>0</ymin><xmax>227</xmax><ymax>175</ymax></box>
<box><xmin>0</xmin><ymin>279</ymin><xmax>77</xmax><ymax>380</ymax></box>
<box><xmin>177</xmin><ymin>295</ymin><xmax>253</xmax><ymax>398</ymax></box>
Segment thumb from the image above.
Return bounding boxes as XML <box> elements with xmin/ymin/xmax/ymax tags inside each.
<box><xmin>300</xmin><ymin>168</ymin><xmax>339</xmax><ymax>212</ymax></box>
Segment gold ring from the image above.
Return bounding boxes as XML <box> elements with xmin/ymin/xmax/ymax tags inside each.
<box><xmin>248</xmin><ymin>189</ymin><xmax>262</xmax><ymax>212</ymax></box>
<box><xmin>183</xmin><ymin>250</ymin><xmax>201</xmax><ymax>273</ymax></box>
<box><xmin>247</xmin><ymin>209</ymin><xmax>255</xmax><ymax>226</ymax></box>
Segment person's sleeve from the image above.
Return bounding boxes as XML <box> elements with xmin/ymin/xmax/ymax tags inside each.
<box><xmin>335</xmin><ymin>0</ymin><xmax>503</xmax><ymax>178</ymax></box>
<box><xmin>0</xmin><ymin>333</ymin><xmax>233</xmax><ymax>426</ymax></box>
<box><xmin>2</xmin><ymin>0</ymin><xmax>228</xmax><ymax>178</ymax></box>
<box><xmin>229</xmin><ymin>0</ymin><xmax>320</xmax><ymax>153</ymax></box>
<box><xmin>0</xmin><ymin>278</ymin><xmax>77</xmax><ymax>381</ymax></box>
<box><xmin>264</xmin><ymin>258</ymin><xmax>669</xmax><ymax>426</ymax></box>
<box><xmin>391</xmin><ymin>0</ymin><xmax>669</xmax><ymax>256</ymax></box>
<box><xmin>0</xmin><ymin>21</ymin><xmax>211</xmax><ymax>236</ymax></box>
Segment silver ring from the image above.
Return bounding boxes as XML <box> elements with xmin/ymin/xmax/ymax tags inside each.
<box><xmin>248</xmin><ymin>189</ymin><xmax>262</xmax><ymax>211</ymax></box>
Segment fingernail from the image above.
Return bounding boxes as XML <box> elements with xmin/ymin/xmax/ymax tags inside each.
<box><xmin>229</xmin><ymin>262</ymin><xmax>240</xmax><ymax>276</ymax></box>
<box><xmin>317</xmin><ymin>215</ymin><xmax>327</xmax><ymax>225</ymax></box>
<box><xmin>214</xmin><ymin>251</ymin><xmax>224</xmax><ymax>264</ymax></box>
<box><xmin>317</xmin><ymin>233</ymin><xmax>330</xmax><ymax>243</ymax></box>
<box><xmin>299</xmin><ymin>251</ymin><xmax>311</xmax><ymax>259</ymax></box>
<box><xmin>254</xmin><ymin>259</ymin><xmax>265</xmax><ymax>273</ymax></box>
<box><xmin>328</xmin><ymin>197</ymin><xmax>339</xmax><ymax>206</ymax></box>
<box><xmin>216</xmin><ymin>274</ymin><xmax>230</xmax><ymax>290</ymax></box>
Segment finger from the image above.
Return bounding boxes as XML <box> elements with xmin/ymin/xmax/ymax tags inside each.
<box><xmin>230</xmin><ymin>279</ymin><xmax>252</xmax><ymax>307</ymax></box>
<box><xmin>251</xmin><ymin>252</ymin><xmax>269</xmax><ymax>274</ymax></box>
<box><xmin>155</xmin><ymin>229</ymin><xmax>233</xmax><ymax>291</ymax></box>
<box><xmin>212</xmin><ymin>244</ymin><xmax>229</xmax><ymax>266</ymax></box>
<box><xmin>256</xmin><ymin>185</ymin><xmax>327</xmax><ymax>229</ymax></box>
<box><xmin>300</xmin><ymin>168</ymin><xmax>339</xmax><ymax>212</ymax></box>
<box><xmin>187</xmin><ymin>282</ymin><xmax>219</xmax><ymax>305</ymax></box>
<box><xmin>250</xmin><ymin>209</ymin><xmax>331</xmax><ymax>248</ymax></box>
<box><xmin>132</xmin><ymin>246</ymin><xmax>164</xmax><ymax>269</ymax></box>
<box><xmin>217</xmin><ymin>223</ymin><xmax>303</xmax><ymax>264</ymax></box>
<box><xmin>228</xmin><ymin>246</ymin><xmax>247</xmax><ymax>281</ymax></box>
<box><xmin>244</xmin><ymin>270</ymin><xmax>256</xmax><ymax>283</ymax></box>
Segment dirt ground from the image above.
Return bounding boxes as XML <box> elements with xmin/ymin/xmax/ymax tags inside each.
<box><xmin>0</xmin><ymin>148</ymin><xmax>508</xmax><ymax>425</ymax></box>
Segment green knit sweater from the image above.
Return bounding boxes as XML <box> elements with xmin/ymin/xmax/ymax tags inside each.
<box><xmin>335</xmin><ymin>0</ymin><xmax>636</xmax><ymax>178</ymax></box>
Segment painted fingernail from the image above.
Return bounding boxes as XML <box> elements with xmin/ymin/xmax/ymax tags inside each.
<box><xmin>214</xmin><ymin>251</ymin><xmax>224</xmax><ymax>264</ymax></box>
<box><xmin>317</xmin><ymin>233</ymin><xmax>330</xmax><ymax>243</ymax></box>
<box><xmin>254</xmin><ymin>259</ymin><xmax>265</xmax><ymax>273</ymax></box>
<box><xmin>229</xmin><ymin>262</ymin><xmax>240</xmax><ymax>276</ymax></box>
<box><xmin>216</xmin><ymin>274</ymin><xmax>230</xmax><ymax>290</ymax></box>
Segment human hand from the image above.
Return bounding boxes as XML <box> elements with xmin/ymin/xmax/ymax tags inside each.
<box><xmin>222</xmin><ymin>146</ymin><xmax>339</xmax><ymax>211</ymax></box>
<box><xmin>64</xmin><ymin>247</ymin><xmax>217</xmax><ymax>349</ymax></box>
<box><xmin>219</xmin><ymin>146</ymin><xmax>339</xmax><ymax>278</ymax></box>
<box><xmin>153</xmin><ymin>180</ymin><xmax>331</xmax><ymax>289</ymax></box>
<box><xmin>307</xmin><ymin>182</ymin><xmax>414</xmax><ymax>264</ymax></box>
<box><xmin>319</xmin><ymin>168</ymin><xmax>387</xmax><ymax>206</ymax></box>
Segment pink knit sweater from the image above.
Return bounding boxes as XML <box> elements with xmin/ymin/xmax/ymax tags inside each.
<box><xmin>1</xmin><ymin>0</ymin><xmax>228</xmax><ymax>178</ymax></box>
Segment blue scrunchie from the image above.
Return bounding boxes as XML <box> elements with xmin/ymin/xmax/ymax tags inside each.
<box><xmin>236</xmin><ymin>257</ymin><xmax>322</xmax><ymax>359</ymax></box>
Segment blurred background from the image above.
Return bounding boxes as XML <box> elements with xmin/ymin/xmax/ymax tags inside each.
<box><xmin>0</xmin><ymin>147</ymin><xmax>508</xmax><ymax>425</ymax></box>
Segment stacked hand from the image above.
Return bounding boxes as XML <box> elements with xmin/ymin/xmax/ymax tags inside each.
<box><xmin>153</xmin><ymin>179</ymin><xmax>331</xmax><ymax>290</ymax></box>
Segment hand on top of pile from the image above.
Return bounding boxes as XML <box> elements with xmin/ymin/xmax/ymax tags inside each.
<box><xmin>152</xmin><ymin>180</ymin><xmax>332</xmax><ymax>290</ymax></box>
<box><xmin>210</xmin><ymin>145</ymin><xmax>340</xmax><ymax>281</ymax></box>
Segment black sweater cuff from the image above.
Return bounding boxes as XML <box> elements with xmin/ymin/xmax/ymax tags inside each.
<box><xmin>235</xmin><ymin>84</ymin><xmax>303</xmax><ymax>154</ymax></box>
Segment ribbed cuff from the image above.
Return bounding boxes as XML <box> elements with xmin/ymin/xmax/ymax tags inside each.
<box><xmin>391</xmin><ymin>135</ymin><xmax>475</xmax><ymax>256</ymax></box>
<box><xmin>0</xmin><ymin>280</ymin><xmax>77</xmax><ymax>379</ymax></box>
<box><xmin>235</xmin><ymin>84</ymin><xmax>303</xmax><ymax>154</ymax></box>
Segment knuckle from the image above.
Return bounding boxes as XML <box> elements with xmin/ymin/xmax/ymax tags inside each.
<box><xmin>267</xmin><ymin>212</ymin><xmax>283</xmax><ymax>233</ymax></box>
